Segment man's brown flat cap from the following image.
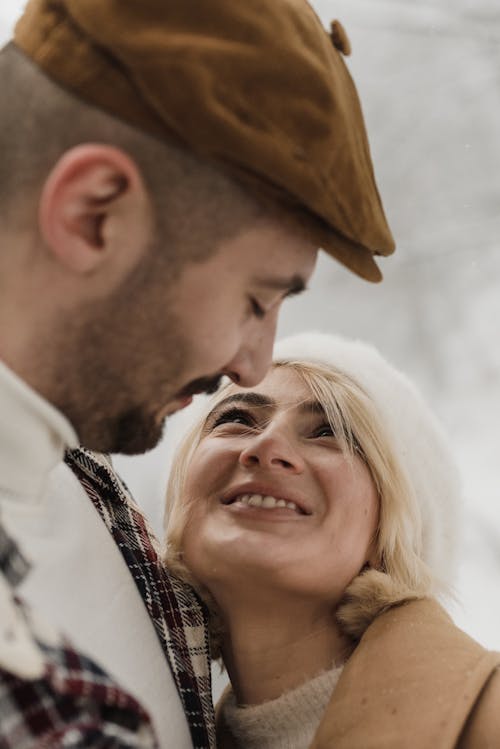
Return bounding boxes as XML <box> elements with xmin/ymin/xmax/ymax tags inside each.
<box><xmin>14</xmin><ymin>0</ymin><xmax>395</xmax><ymax>281</ymax></box>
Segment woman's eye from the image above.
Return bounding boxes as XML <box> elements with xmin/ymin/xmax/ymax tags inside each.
<box><xmin>311</xmin><ymin>423</ymin><xmax>335</xmax><ymax>438</ymax></box>
<box><xmin>211</xmin><ymin>407</ymin><xmax>255</xmax><ymax>429</ymax></box>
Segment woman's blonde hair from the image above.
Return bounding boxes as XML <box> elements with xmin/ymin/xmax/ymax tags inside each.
<box><xmin>164</xmin><ymin>353</ymin><xmax>457</xmax><ymax>649</ymax></box>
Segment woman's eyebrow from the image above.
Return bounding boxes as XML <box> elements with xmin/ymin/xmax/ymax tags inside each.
<box><xmin>297</xmin><ymin>399</ymin><xmax>327</xmax><ymax>416</ymax></box>
<box><xmin>209</xmin><ymin>392</ymin><xmax>275</xmax><ymax>413</ymax></box>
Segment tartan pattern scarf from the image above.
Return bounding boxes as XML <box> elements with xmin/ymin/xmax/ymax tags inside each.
<box><xmin>65</xmin><ymin>447</ymin><xmax>216</xmax><ymax>749</ymax></box>
<box><xmin>0</xmin><ymin>523</ymin><xmax>157</xmax><ymax>748</ymax></box>
<box><xmin>1</xmin><ymin>643</ymin><xmax>157</xmax><ymax>749</ymax></box>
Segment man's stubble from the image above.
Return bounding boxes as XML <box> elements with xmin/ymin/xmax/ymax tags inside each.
<box><xmin>45</xmin><ymin>243</ymin><xmax>190</xmax><ymax>454</ymax></box>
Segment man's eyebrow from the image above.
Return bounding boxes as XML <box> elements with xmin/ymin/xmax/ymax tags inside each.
<box><xmin>209</xmin><ymin>392</ymin><xmax>275</xmax><ymax>413</ymax></box>
<box><xmin>255</xmin><ymin>274</ymin><xmax>307</xmax><ymax>298</ymax></box>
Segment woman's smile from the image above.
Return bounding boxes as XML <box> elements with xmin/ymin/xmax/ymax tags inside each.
<box><xmin>220</xmin><ymin>482</ymin><xmax>312</xmax><ymax>516</ymax></box>
<box><xmin>221</xmin><ymin>493</ymin><xmax>308</xmax><ymax>522</ymax></box>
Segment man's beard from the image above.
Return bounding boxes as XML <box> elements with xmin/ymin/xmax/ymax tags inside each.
<box><xmin>109</xmin><ymin>405</ymin><xmax>165</xmax><ymax>455</ymax></box>
<box><xmin>176</xmin><ymin>373</ymin><xmax>223</xmax><ymax>399</ymax></box>
<box><xmin>46</xmin><ymin>249</ymin><xmax>224</xmax><ymax>454</ymax></box>
<box><xmin>53</xmin><ymin>365</ymin><xmax>179</xmax><ymax>455</ymax></box>
<box><xmin>107</xmin><ymin>372</ymin><xmax>223</xmax><ymax>455</ymax></box>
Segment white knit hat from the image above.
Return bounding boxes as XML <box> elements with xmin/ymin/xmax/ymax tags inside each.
<box><xmin>274</xmin><ymin>332</ymin><xmax>462</xmax><ymax>594</ymax></box>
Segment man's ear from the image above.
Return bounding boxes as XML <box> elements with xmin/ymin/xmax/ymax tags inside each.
<box><xmin>38</xmin><ymin>144</ymin><xmax>153</xmax><ymax>276</ymax></box>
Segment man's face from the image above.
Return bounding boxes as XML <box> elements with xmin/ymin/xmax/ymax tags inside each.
<box><xmin>56</xmin><ymin>220</ymin><xmax>317</xmax><ymax>453</ymax></box>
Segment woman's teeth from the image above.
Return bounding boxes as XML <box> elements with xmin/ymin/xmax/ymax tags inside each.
<box><xmin>234</xmin><ymin>494</ymin><xmax>300</xmax><ymax>512</ymax></box>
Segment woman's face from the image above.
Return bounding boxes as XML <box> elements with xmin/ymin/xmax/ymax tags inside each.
<box><xmin>181</xmin><ymin>366</ymin><xmax>380</xmax><ymax>607</ymax></box>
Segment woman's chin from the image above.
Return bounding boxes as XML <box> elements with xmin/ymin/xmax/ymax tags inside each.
<box><xmin>187</xmin><ymin>538</ymin><xmax>300</xmax><ymax>595</ymax></box>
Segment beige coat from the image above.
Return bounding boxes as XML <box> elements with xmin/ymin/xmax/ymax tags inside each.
<box><xmin>217</xmin><ymin>598</ymin><xmax>500</xmax><ymax>748</ymax></box>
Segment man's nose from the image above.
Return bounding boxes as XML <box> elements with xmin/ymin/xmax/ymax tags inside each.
<box><xmin>239</xmin><ymin>427</ymin><xmax>304</xmax><ymax>474</ymax></box>
<box><xmin>222</xmin><ymin>314</ymin><xmax>278</xmax><ymax>387</ymax></box>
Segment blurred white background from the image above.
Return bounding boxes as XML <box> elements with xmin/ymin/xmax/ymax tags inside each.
<box><xmin>2</xmin><ymin>0</ymin><xmax>499</xmax><ymax>663</ymax></box>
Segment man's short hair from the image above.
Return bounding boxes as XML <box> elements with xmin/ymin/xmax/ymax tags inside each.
<box><xmin>0</xmin><ymin>45</ymin><xmax>277</xmax><ymax>265</ymax></box>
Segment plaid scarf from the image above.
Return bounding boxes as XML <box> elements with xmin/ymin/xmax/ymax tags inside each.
<box><xmin>65</xmin><ymin>448</ymin><xmax>216</xmax><ymax>749</ymax></box>
<box><xmin>0</xmin><ymin>522</ymin><xmax>157</xmax><ymax>748</ymax></box>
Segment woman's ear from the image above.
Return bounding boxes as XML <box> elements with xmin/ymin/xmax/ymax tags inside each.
<box><xmin>38</xmin><ymin>144</ymin><xmax>153</xmax><ymax>277</ymax></box>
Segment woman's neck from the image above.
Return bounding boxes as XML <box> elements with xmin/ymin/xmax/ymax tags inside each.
<box><xmin>218</xmin><ymin>592</ymin><xmax>352</xmax><ymax>706</ymax></box>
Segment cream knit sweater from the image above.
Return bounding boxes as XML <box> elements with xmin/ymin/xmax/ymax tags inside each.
<box><xmin>219</xmin><ymin>663</ymin><xmax>344</xmax><ymax>749</ymax></box>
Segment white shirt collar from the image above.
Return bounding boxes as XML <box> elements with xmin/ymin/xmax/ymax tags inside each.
<box><xmin>0</xmin><ymin>361</ymin><xmax>78</xmax><ymax>498</ymax></box>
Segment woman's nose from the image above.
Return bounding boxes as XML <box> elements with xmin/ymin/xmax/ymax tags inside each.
<box><xmin>238</xmin><ymin>429</ymin><xmax>304</xmax><ymax>473</ymax></box>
